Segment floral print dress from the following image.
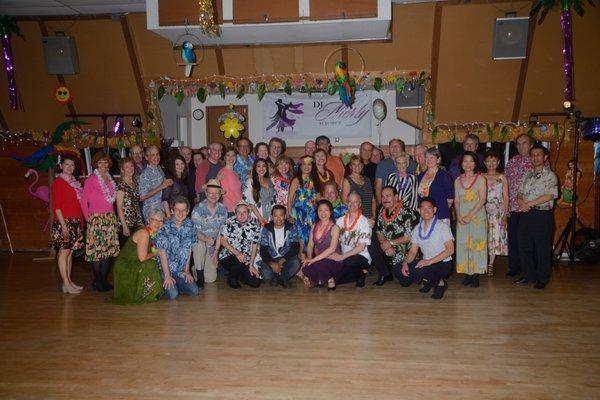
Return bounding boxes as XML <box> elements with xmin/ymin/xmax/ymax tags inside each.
<box><xmin>290</xmin><ymin>178</ymin><xmax>318</xmax><ymax>248</ymax></box>
<box><xmin>455</xmin><ymin>175</ymin><xmax>487</xmax><ymax>275</ymax></box>
<box><xmin>485</xmin><ymin>176</ymin><xmax>508</xmax><ymax>256</ymax></box>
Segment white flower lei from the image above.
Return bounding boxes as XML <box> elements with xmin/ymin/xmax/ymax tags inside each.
<box><xmin>94</xmin><ymin>169</ymin><xmax>117</xmax><ymax>204</ymax></box>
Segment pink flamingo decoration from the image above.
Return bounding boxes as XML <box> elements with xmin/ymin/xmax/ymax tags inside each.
<box><xmin>24</xmin><ymin>169</ymin><xmax>50</xmax><ymax>230</ymax></box>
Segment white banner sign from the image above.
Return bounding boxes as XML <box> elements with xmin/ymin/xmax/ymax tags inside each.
<box><xmin>262</xmin><ymin>91</ymin><xmax>372</xmax><ymax>139</ymax></box>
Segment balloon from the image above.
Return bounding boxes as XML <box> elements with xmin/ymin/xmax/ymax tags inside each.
<box><xmin>220</xmin><ymin>117</ymin><xmax>244</xmax><ymax>139</ymax></box>
<box><xmin>373</xmin><ymin>99</ymin><xmax>387</xmax><ymax>123</ymax></box>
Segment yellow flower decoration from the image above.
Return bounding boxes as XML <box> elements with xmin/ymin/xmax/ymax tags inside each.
<box><xmin>219</xmin><ymin>117</ymin><xmax>244</xmax><ymax>139</ymax></box>
<box><xmin>464</xmin><ymin>189</ymin><xmax>475</xmax><ymax>202</ymax></box>
<box><xmin>226</xmin><ymin>81</ymin><xmax>235</xmax><ymax>90</ymax></box>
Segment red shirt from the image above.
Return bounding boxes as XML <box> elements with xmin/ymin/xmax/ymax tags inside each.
<box><xmin>51</xmin><ymin>177</ymin><xmax>83</xmax><ymax>219</ymax></box>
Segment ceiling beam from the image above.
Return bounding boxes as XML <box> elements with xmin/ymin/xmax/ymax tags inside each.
<box><xmin>120</xmin><ymin>14</ymin><xmax>148</xmax><ymax>118</ymax></box>
<box><xmin>429</xmin><ymin>2</ymin><xmax>443</xmax><ymax>118</ymax></box>
<box><xmin>512</xmin><ymin>10</ymin><xmax>537</xmax><ymax>122</ymax></box>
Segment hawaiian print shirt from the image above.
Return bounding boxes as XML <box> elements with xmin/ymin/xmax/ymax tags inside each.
<box><xmin>376</xmin><ymin>204</ymin><xmax>419</xmax><ymax>264</ymax></box>
<box><xmin>191</xmin><ymin>200</ymin><xmax>228</xmax><ymax>256</ymax></box>
<box><xmin>139</xmin><ymin>164</ymin><xmax>165</xmax><ymax>222</ymax></box>
<box><xmin>518</xmin><ymin>167</ymin><xmax>558</xmax><ymax>211</ymax></box>
<box><xmin>234</xmin><ymin>154</ymin><xmax>255</xmax><ymax>192</ymax></box>
<box><xmin>155</xmin><ymin>218</ymin><xmax>197</xmax><ymax>277</ymax></box>
<box><xmin>505</xmin><ymin>155</ymin><xmax>532</xmax><ymax>212</ymax></box>
<box><xmin>218</xmin><ymin>216</ymin><xmax>261</xmax><ymax>261</ymax></box>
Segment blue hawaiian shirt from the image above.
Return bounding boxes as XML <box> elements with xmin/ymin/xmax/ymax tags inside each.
<box><xmin>139</xmin><ymin>164</ymin><xmax>165</xmax><ymax>222</ymax></box>
<box><xmin>191</xmin><ymin>200</ymin><xmax>228</xmax><ymax>256</ymax></box>
<box><xmin>234</xmin><ymin>154</ymin><xmax>255</xmax><ymax>192</ymax></box>
<box><xmin>156</xmin><ymin>218</ymin><xmax>197</xmax><ymax>277</ymax></box>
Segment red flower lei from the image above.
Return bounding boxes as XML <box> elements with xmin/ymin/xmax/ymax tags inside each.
<box><xmin>381</xmin><ymin>202</ymin><xmax>403</xmax><ymax>224</ymax></box>
<box><xmin>343</xmin><ymin>210</ymin><xmax>362</xmax><ymax>232</ymax></box>
<box><xmin>459</xmin><ymin>173</ymin><xmax>480</xmax><ymax>190</ymax></box>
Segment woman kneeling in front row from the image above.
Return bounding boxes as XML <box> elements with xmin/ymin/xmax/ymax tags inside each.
<box><xmin>398</xmin><ymin>196</ymin><xmax>455</xmax><ymax>300</ymax></box>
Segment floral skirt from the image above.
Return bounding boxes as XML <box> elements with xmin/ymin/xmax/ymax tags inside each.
<box><xmin>51</xmin><ymin>218</ymin><xmax>85</xmax><ymax>252</ymax></box>
<box><xmin>85</xmin><ymin>212</ymin><xmax>120</xmax><ymax>261</ymax></box>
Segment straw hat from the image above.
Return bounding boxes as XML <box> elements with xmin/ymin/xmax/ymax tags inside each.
<box><xmin>202</xmin><ymin>178</ymin><xmax>226</xmax><ymax>194</ymax></box>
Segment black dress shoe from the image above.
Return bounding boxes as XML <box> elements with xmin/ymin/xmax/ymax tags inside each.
<box><xmin>228</xmin><ymin>279</ymin><xmax>242</xmax><ymax>289</ymax></box>
<box><xmin>356</xmin><ymin>275</ymin><xmax>366</xmax><ymax>287</ymax></box>
<box><xmin>431</xmin><ymin>280</ymin><xmax>447</xmax><ymax>299</ymax></box>
<box><xmin>462</xmin><ymin>275</ymin><xmax>473</xmax><ymax>286</ymax></box>
<box><xmin>280</xmin><ymin>279</ymin><xmax>292</xmax><ymax>289</ymax></box>
<box><xmin>513</xmin><ymin>277</ymin><xmax>529</xmax><ymax>286</ymax></box>
<box><xmin>533</xmin><ymin>281</ymin><xmax>546</xmax><ymax>290</ymax></box>
<box><xmin>269</xmin><ymin>277</ymin><xmax>278</xmax><ymax>287</ymax></box>
<box><xmin>470</xmin><ymin>274</ymin><xmax>480</xmax><ymax>288</ymax></box>
<box><xmin>419</xmin><ymin>283</ymin><xmax>432</xmax><ymax>293</ymax></box>
<box><xmin>372</xmin><ymin>274</ymin><xmax>393</xmax><ymax>286</ymax></box>
<box><xmin>506</xmin><ymin>270</ymin><xmax>520</xmax><ymax>278</ymax></box>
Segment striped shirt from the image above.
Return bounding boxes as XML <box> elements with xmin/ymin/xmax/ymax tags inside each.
<box><xmin>386</xmin><ymin>172</ymin><xmax>417</xmax><ymax>211</ymax></box>
<box><xmin>346</xmin><ymin>175</ymin><xmax>374</xmax><ymax>219</ymax></box>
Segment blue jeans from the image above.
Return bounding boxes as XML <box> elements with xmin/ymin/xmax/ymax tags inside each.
<box><xmin>257</xmin><ymin>256</ymin><xmax>301</xmax><ymax>282</ymax></box>
<box><xmin>161</xmin><ymin>273</ymin><xmax>199</xmax><ymax>300</ymax></box>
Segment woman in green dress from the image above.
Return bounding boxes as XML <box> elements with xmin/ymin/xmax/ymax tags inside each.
<box><xmin>455</xmin><ymin>151</ymin><xmax>487</xmax><ymax>288</ymax></box>
<box><xmin>107</xmin><ymin>208</ymin><xmax>165</xmax><ymax>305</ymax></box>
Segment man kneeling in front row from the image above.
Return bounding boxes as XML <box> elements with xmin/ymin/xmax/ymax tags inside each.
<box><xmin>396</xmin><ymin>196</ymin><xmax>455</xmax><ymax>300</ymax></box>
<box><xmin>257</xmin><ymin>205</ymin><xmax>301</xmax><ymax>288</ymax></box>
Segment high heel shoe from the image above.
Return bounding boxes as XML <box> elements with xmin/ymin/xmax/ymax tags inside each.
<box><xmin>70</xmin><ymin>282</ymin><xmax>83</xmax><ymax>290</ymax></box>
<box><xmin>327</xmin><ymin>278</ymin><xmax>336</xmax><ymax>291</ymax></box>
<box><xmin>62</xmin><ymin>284</ymin><xmax>81</xmax><ymax>294</ymax></box>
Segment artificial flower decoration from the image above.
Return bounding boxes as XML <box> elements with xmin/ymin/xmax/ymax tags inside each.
<box><xmin>219</xmin><ymin>117</ymin><xmax>244</xmax><ymax>139</ymax></box>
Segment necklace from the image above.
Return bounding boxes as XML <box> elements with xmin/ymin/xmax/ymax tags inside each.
<box><xmin>418</xmin><ymin>217</ymin><xmax>437</xmax><ymax>240</ymax></box>
<box><xmin>146</xmin><ymin>226</ymin><xmax>159</xmax><ymax>254</ymax></box>
<box><xmin>314</xmin><ymin>220</ymin><xmax>332</xmax><ymax>242</ymax></box>
<box><xmin>396</xmin><ymin>173</ymin><xmax>410</xmax><ymax>193</ymax></box>
<box><xmin>459</xmin><ymin>173</ymin><xmax>479</xmax><ymax>190</ymax></box>
<box><xmin>343</xmin><ymin>210</ymin><xmax>362</xmax><ymax>232</ymax></box>
<box><xmin>317</xmin><ymin>169</ymin><xmax>330</xmax><ymax>183</ymax></box>
<box><xmin>59</xmin><ymin>173</ymin><xmax>82</xmax><ymax>200</ymax></box>
<box><xmin>94</xmin><ymin>169</ymin><xmax>116</xmax><ymax>204</ymax></box>
<box><xmin>381</xmin><ymin>202</ymin><xmax>403</xmax><ymax>223</ymax></box>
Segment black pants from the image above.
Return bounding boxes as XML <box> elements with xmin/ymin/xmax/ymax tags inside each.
<box><xmin>517</xmin><ymin>209</ymin><xmax>553</xmax><ymax>284</ymax></box>
<box><xmin>369</xmin><ymin>231</ymin><xmax>390</xmax><ymax>277</ymax></box>
<box><xmin>508</xmin><ymin>211</ymin><xmax>523</xmax><ymax>274</ymax></box>
<box><xmin>392</xmin><ymin>259</ymin><xmax>452</xmax><ymax>288</ymax></box>
<box><xmin>218</xmin><ymin>255</ymin><xmax>262</xmax><ymax>288</ymax></box>
<box><xmin>335</xmin><ymin>255</ymin><xmax>368</xmax><ymax>285</ymax></box>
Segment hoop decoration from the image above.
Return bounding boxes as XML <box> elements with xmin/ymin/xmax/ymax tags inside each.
<box><xmin>323</xmin><ymin>47</ymin><xmax>365</xmax><ymax>107</ymax></box>
<box><xmin>172</xmin><ymin>32</ymin><xmax>205</xmax><ymax>77</ymax></box>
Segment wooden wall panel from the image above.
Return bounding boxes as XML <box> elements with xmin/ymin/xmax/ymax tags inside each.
<box><xmin>309</xmin><ymin>0</ymin><xmax>377</xmax><ymax>20</ymax></box>
<box><xmin>233</xmin><ymin>0</ymin><xmax>299</xmax><ymax>24</ymax></box>
<box><xmin>159</xmin><ymin>0</ymin><xmax>224</xmax><ymax>26</ymax></box>
<box><xmin>0</xmin><ymin>147</ymin><xmax>51</xmax><ymax>251</ymax></box>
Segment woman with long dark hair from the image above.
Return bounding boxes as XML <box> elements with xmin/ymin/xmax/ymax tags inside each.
<box><xmin>288</xmin><ymin>155</ymin><xmax>319</xmax><ymax>249</ymax></box>
<box><xmin>243</xmin><ymin>158</ymin><xmax>275</xmax><ymax>225</ymax></box>
<box><xmin>162</xmin><ymin>154</ymin><xmax>188</xmax><ymax>219</ymax></box>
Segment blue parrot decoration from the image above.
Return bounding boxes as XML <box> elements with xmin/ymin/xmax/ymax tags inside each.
<box><xmin>334</xmin><ymin>61</ymin><xmax>355</xmax><ymax>107</ymax></box>
<box><xmin>181</xmin><ymin>41</ymin><xmax>196</xmax><ymax>77</ymax></box>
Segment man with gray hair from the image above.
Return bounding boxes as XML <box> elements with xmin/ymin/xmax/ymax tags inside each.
<box><xmin>139</xmin><ymin>145</ymin><xmax>173</xmax><ymax>222</ymax></box>
<box><xmin>129</xmin><ymin>144</ymin><xmax>146</xmax><ymax>176</ymax></box>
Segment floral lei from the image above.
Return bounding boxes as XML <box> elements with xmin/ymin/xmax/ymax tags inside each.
<box><xmin>94</xmin><ymin>169</ymin><xmax>117</xmax><ymax>204</ymax></box>
<box><xmin>59</xmin><ymin>173</ymin><xmax>82</xmax><ymax>200</ymax></box>
<box><xmin>381</xmin><ymin>201</ymin><xmax>403</xmax><ymax>224</ymax></box>
<box><xmin>342</xmin><ymin>209</ymin><xmax>362</xmax><ymax>232</ymax></box>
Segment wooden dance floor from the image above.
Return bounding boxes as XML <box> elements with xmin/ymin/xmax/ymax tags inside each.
<box><xmin>0</xmin><ymin>253</ymin><xmax>599</xmax><ymax>399</ymax></box>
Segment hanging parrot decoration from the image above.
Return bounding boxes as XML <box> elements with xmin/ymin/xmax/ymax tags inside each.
<box><xmin>11</xmin><ymin>120</ymin><xmax>86</xmax><ymax>172</ymax></box>
<box><xmin>334</xmin><ymin>61</ymin><xmax>355</xmax><ymax>107</ymax></box>
<box><xmin>530</xmin><ymin>0</ymin><xmax>595</xmax><ymax>102</ymax></box>
<box><xmin>181</xmin><ymin>41</ymin><xmax>196</xmax><ymax>78</ymax></box>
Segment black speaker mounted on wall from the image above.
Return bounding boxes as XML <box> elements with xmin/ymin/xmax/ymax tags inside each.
<box><xmin>396</xmin><ymin>83</ymin><xmax>425</xmax><ymax>109</ymax></box>
<box><xmin>42</xmin><ymin>36</ymin><xmax>80</xmax><ymax>75</ymax></box>
<box><xmin>493</xmin><ymin>17</ymin><xmax>529</xmax><ymax>60</ymax></box>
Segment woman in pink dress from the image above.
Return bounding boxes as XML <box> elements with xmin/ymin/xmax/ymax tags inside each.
<box><xmin>216</xmin><ymin>147</ymin><xmax>242</xmax><ymax>214</ymax></box>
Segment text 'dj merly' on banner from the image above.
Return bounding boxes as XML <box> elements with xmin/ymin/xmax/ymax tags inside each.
<box><xmin>262</xmin><ymin>91</ymin><xmax>372</xmax><ymax>139</ymax></box>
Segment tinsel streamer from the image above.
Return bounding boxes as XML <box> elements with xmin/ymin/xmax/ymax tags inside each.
<box><xmin>1</xmin><ymin>33</ymin><xmax>17</xmax><ymax>110</ymax></box>
<box><xmin>560</xmin><ymin>8</ymin><xmax>574</xmax><ymax>101</ymax></box>
<box><xmin>198</xmin><ymin>0</ymin><xmax>220</xmax><ymax>37</ymax></box>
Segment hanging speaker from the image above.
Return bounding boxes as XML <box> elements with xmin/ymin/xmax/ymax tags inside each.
<box><xmin>492</xmin><ymin>17</ymin><xmax>529</xmax><ymax>60</ymax></box>
<box><xmin>396</xmin><ymin>83</ymin><xmax>424</xmax><ymax>109</ymax></box>
<box><xmin>42</xmin><ymin>36</ymin><xmax>80</xmax><ymax>75</ymax></box>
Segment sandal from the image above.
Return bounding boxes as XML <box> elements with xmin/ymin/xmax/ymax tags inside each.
<box><xmin>487</xmin><ymin>264</ymin><xmax>494</xmax><ymax>276</ymax></box>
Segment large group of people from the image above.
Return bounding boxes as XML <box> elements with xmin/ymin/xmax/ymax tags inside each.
<box><xmin>50</xmin><ymin>132</ymin><xmax>559</xmax><ymax>303</ymax></box>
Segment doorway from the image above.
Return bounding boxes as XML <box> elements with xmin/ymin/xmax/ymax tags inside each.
<box><xmin>205</xmin><ymin>105</ymin><xmax>249</xmax><ymax>147</ymax></box>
